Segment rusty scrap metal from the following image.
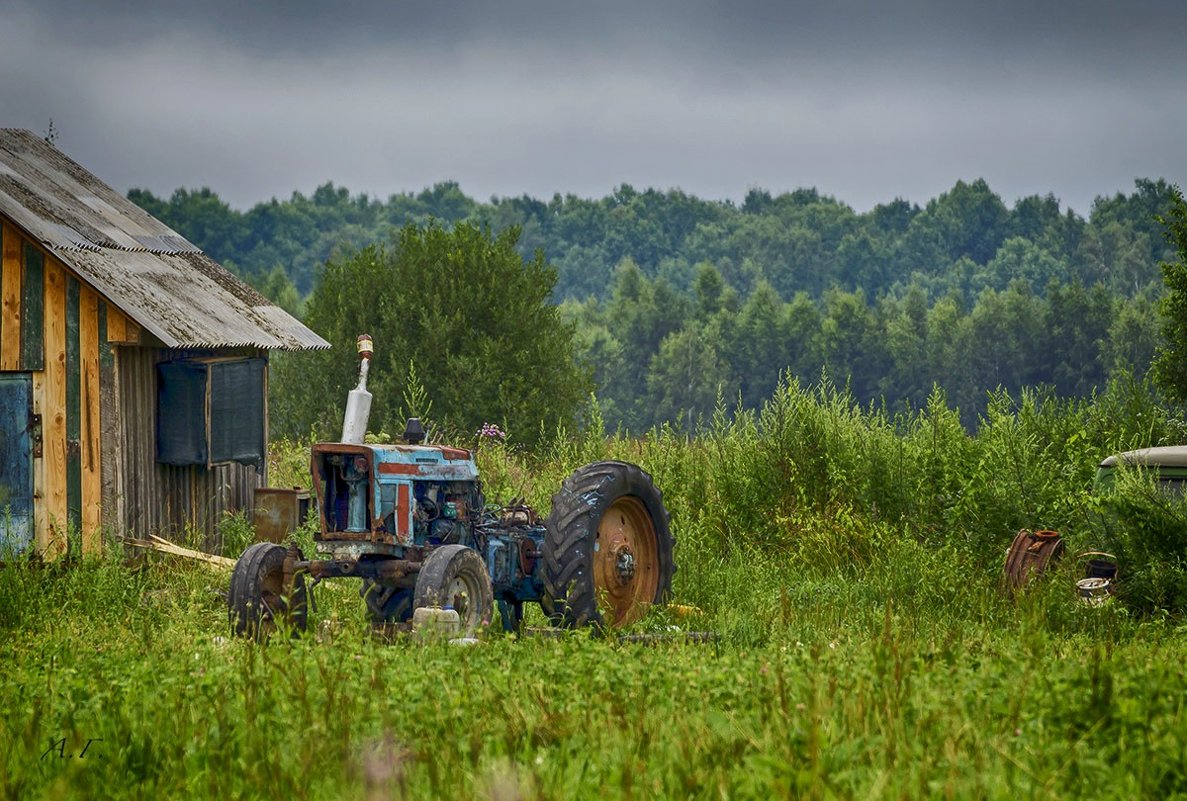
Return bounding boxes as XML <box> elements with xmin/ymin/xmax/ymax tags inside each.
<box><xmin>253</xmin><ymin>487</ymin><xmax>309</xmax><ymax>544</ymax></box>
<box><xmin>1002</xmin><ymin>528</ymin><xmax>1065</xmax><ymax>592</ymax></box>
<box><xmin>300</xmin><ymin>557</ymin><xmax>422</xmax><ymax>582</ymax></box>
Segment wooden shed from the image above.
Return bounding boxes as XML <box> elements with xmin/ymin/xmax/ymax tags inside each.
<box><xmin>0</xmin><ymin>129</ymin><xmax>329</xmax><ymax>557</ymax></box>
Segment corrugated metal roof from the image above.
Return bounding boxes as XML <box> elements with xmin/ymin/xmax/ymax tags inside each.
<box><xmin>0</xmin><ymin>129</ymin><xmax>329</xmax><ymax>351</ymax></box>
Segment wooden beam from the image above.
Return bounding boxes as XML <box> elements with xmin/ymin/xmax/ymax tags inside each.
<box><xmin>104</xmin><ymin>308</ymin><xmax>140</xmax><ymax>345</ymax></box>
<box><xmin>20</xmin><ymin>242</ymin><xmax>43</xmax><ymax>371</ymax></box>
<box><xmin>0</xmin><ymin>222</ymin><xmax>20</xmax><ymax>370</ymax></box>
<box><xmin>42</xmin><ymin>259</ymin><xmax>67</xmax><ymax>558</ymax></box>
<box><xmin>105</xmin><ymin>306</ymin><xmax>125</xmax><ymax>343</ymax></box>
<box><xmin>98</xmin><ymin>302</ymin><xmax>123</xmax><ymax>538</ymax></box>
<box><xmin>122</xmin><ymin>534</ymin><xmax>235</xmax><ymax>569</ymax></box>
<box><xmin>80</xmin><ymin>284</ymin><xmax>101</xmax><ymax>553</ymax></box>
<box><xmin>66</xmin><ymin>275</ymin><xmax>82</xmax><ymax>547</ymax></box>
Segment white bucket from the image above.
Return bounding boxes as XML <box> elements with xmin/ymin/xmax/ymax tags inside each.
<box><xmin>413</xmin><ymin>606</ymin><xmax>461</xmax><ymax>639</ymax></box>
<box><xmin>1076</xmin><ymin>577</ymin><xmax>1111</xmax><ymax>606</ymax></box>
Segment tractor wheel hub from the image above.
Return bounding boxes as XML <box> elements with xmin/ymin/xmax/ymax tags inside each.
<box><xmin>613</xmin><ymin>545</ymin><xmax>636</xmax><ymax>583</ymax></box>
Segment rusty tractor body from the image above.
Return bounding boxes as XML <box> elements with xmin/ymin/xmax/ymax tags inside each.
<box><xmin>228</xmin><ymin>438</ymin><xmax>675</xmax><ymax>638</ymax></box>
<box><xmin>229</xmin><ymin>335</ymin><xmax>675</xmax><ymax>639</ymax></box>
<box><xmin>305</xmin><ymin>438</ymin><xmax>546</xmax><ymax>632</ymax></box>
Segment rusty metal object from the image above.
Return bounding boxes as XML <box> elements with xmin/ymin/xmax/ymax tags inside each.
<box><xmin>282</xmin><ymin>543</ymin><xmax>302</xmax><ymax>589</ymax></box>
<box><xmin>253</xmin><ymin>488</ymin><xmax>310</xmax><ymax>543</ymax></box>
<box><xmin>314</xmin><ymin>540</ymin><xmax>405</xmax><ymax>558</ymax></box>
<box><xmin>1074</xmin><ymin>551</ymin><xmax>1118</xmax><ymax>604</ymax></box>
<box><xmin>1076</xmin><ymin>577</ymin><xmax>1112</xmax><ymax>605</ymax></box>
<box><xmin>1003</xmin><ymin>528</ymin><xmax>1065</xmax><ymax>592</ymax></box>
<box><xmin>1079</xmin><ymin>551</ymin><xmax>1118</xmax><ymax>580</ymax></box>
<box><xmin>302</xmin><ymin>557</ymin><xmax>422</xmax><ymax>582</ymax></box>
<box><xmin>518</xmin><ymin>538</ymin><xmax>538</xmax><ymax>576</ymax></box>
<box><xmin>500</xmin><ymin>500</ymin><xmax>538</xmax><ymax>527</ymax></box>
<box><xmin>592</xmin><ymin>496</ymin><xmax>661</xmax><ymax>625</ymax></box>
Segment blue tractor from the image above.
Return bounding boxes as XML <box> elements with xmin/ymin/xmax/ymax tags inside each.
<box><xmin>228</xmin><ymin>338</ymin><xmax>675</xmax><ymax>638</ymax></box>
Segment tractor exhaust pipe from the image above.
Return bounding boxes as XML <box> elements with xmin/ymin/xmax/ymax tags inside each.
<box><xmin>341</xmin><ymin>334</ymin><xmax>373</xmax><ymax>444</ymax></box>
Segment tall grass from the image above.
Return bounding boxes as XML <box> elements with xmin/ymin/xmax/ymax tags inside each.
<box><xmin>481</xmin><ymin>373</ymin><xmax>1186</xmax><ymax>580</ymax></box>
<box><xmin>3</xmin><ymin>374</ymin><xmax>1187</xmax><ymax>799</ymax></box>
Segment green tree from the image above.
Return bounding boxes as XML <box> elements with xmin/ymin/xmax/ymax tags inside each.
<box><xmin>1104</xmin><ymin>293</ymin><xmax>1160</xmax><ymax>380</ymax></box>
<box><xmin>1044</xmin><ymin>280</ymin><xmax>1114</xmax><ymax>396</ymax></box>
<box><xmin>881</xmin><ymin>282</ymin><xmax>931</xmax><ymax>405</ymax></box>
<box><xmin>1152</xmin><ymin>186</ymin><xmax>1187</xmax><ymax>401</ymax></box>
<box><xmin>978</xmin><ymin>237</ymin><xmax>1069</xmax><ymax>292</ymax></box>
<box><xmin>270</xmin><ymin>222</ymin><xmax>591</xmax><ymax>444</ymax></box>
<box><xmin>906</xmin><ymin>179</ymin><xmax>1009</xmax><ymax>269</ymax></box>
<box><xmin>645</xmin><ymin>323</ymin><xmax>735</xmax><ymax>430</ymax></box>
<box><xmin>250</xmin><ymin>264</ymin><xmax>302</xmax><ymax>316</ymax></box>
<box><xmin>732</xmin><ymin>280</ymin><xmax>787</xmax><ymax>408</ymax></box>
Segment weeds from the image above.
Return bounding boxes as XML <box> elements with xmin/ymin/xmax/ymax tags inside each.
<box><xmin>3</xmin><ymin>376</ymin><xmax>1187</xmax><ymax>798</ymax></box>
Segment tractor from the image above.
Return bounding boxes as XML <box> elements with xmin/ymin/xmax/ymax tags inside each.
<box><xmin>228</xmin><ymin>336</ymin><xmax>675</xmax><ymax>638</ymax></box>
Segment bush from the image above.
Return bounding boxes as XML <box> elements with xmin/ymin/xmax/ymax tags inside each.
<box><xmin>270</xmin><ymin>221</ymin><xmax>593</xmax><ymax>446</ymax></box>
<box><xmin>1089</xmin><ymin>468</ymin><xmax>1187</xmax><ymax>614</ymax></box>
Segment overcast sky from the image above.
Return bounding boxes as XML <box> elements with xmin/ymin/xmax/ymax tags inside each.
<box><xmin>2</xmin><ymin>0</ymin><xmax>1185</xmax><ymax>214</ymax></box>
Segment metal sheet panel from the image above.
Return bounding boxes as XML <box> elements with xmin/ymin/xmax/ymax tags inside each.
<box><xmin>0</xmin><ymin>129</ymin><xmax>328</xmax><ymax>352</ymax></box>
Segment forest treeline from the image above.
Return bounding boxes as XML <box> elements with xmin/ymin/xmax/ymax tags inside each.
<box><xmin>129</xmin><ymin>177</ymin><xmax>1178</xmax><ymax>430</ymax></box>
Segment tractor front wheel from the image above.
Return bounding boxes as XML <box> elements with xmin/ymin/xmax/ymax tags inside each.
<box><xmin>413</xmin><ymin>545</ymin><xmax>494</xmax><ymax>636</ymax></box>
<box><xmin>542</xmin><ymin>461</ymin><xmax>675</xmax><ymax>629</ymax></box>
<box><xmin>228</xmin><ymin>542</ymin><xmax>308</xmax><ymax>639</ymax></box>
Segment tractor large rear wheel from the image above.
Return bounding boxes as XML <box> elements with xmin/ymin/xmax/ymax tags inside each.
<box><xmin>542</xmin><ymin>461</ymin><xmax>675</xmax><ymax>629</ymax></box>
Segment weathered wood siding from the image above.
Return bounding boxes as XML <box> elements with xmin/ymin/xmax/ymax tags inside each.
<box><xmin>0</xmin><ymin>221</ymin><xmax>117</xmax><ymax>555</ymax></box>
<box><xmin>1</xmin><ymin>215</ymin><xmax>266</xmax><ymax>554</ymax></box>
<box><xmin>116</xmin><ymin>346</ymin><xmax>265</xmax><ymax>542</ymax></box>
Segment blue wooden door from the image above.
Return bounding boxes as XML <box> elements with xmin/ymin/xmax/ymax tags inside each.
<box><xmin>0</xmin><ymin>373</ymin><xmax>33</xmax><ymax>553</ymax></box>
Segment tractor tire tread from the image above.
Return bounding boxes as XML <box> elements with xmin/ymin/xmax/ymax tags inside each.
<box><xmin>541</xmin><ymin>460</ymin><xmax>674</xmax><ymax>629</ymax></box>
<box><xmin>228</xmin><ymin>542</ymin><xmax>307</xmax><ymax>639</ymax></box>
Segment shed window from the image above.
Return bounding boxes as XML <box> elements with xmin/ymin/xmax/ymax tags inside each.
<box><xmin>157</xmin><ymin>358</ymin><xmax>265</xmax><ymax>467</ymax></box>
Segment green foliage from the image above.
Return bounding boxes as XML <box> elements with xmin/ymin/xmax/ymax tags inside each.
<box><xmin>570</xmin><ymin>263</ymin><xmax>1163</xmax><ymax>431</ymax></box>
<box><xmin>213</xmin><ymin>512</ymin><xmax>256</xmax><ymax>558</ymax></box>
<box><xmin>1089</xmin><ymin>467</ymin><xmax>1187</xmax><ymax>614</ymax></box>
<box><xmin>129</xmin><ymin>177</ymin><xmax>1172</xmax><ymax>307</ymax></box>
<box><xmin>249</xmin><ymin>264</ymin><xmax>303</xmax><ymax>316</ymax></box>
<box><xmin>270</xmin><ymin>221</ymin><xmax>591</xmax><ymax>445</ymax></box>
<box><xmin>12</xmin><ymin>380</ymin><xmax>1187</xmax><ymax>797</ymax></box>
<box><xmin>130</xmin><ymin>178</ymin><xmax>1179</xmax><ymax>435</ymax></box>
<box><xmin>462</xmin><ymin>371</ymin><xmax>1186</xmax><ymax>612</ymax></box>
<box><xmin>1152</xmin><ymin>185</ymin><xmax>1187</xmax><ymax>402</ymax></box>
<box><xmin>5</xmin><ymin>553</ymin><xmax>1186</xmax><ymax>800</ymax></box>
<box><xmin>268</xmin><ymin>435</ymin><xmax>315</xmax><ymax>490</ymax></box>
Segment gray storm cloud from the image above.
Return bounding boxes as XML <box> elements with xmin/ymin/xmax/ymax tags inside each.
<box><xmin>2</xmin><ymin>0</ymin><xmax>1185</xmax><ymax>212</ymax></box>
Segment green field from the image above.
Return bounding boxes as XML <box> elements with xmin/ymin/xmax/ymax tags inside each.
<box><xmin>4</xmin><ymin>379</ymin><xmax>1187</xmax><ymax>800</ymax></box>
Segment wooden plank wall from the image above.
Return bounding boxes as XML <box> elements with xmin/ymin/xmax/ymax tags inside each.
<box><xmin>0</xmin><ymin>223</ymin><xmax>21</xmax><ymax>369</ymax></box>
<box><xmin>1</xmin><ymin>216</ymin><xmax>263</xmax><ymax>553</ymax></box>
<box><xmin>43</xmin><ymin>251</ymin><xmax>66</xmax><ymax>555</ymax></box>
<box><xmin>0</xmin><ymin>220</ymin><xmax>137</xmax><ymax>556</ymax></box>
<box><xmin>118</xmin><ymin>347</ymin><xmax>263</xmax><ymax>543</ymax></box>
